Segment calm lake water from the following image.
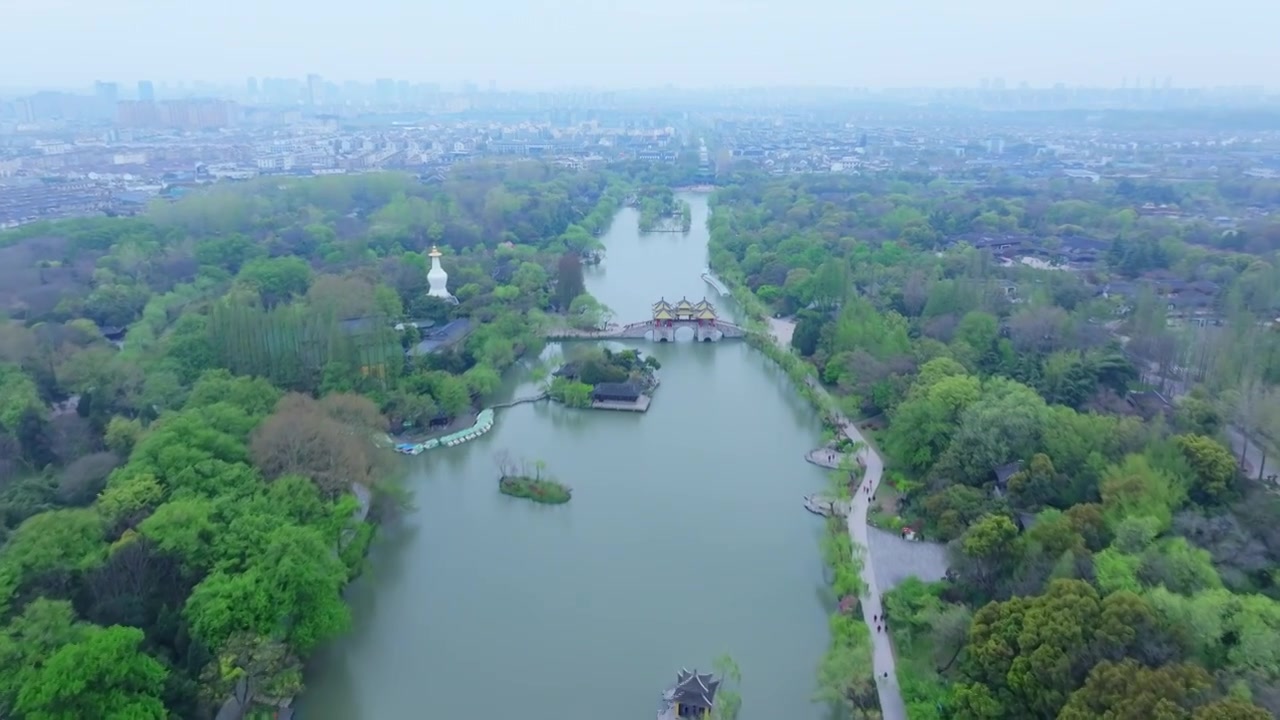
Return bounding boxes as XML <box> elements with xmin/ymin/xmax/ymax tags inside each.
<box><xmin>302</xmin><ymin>194</ymin><xmax>832</xmax><ymax>720</ymax></box>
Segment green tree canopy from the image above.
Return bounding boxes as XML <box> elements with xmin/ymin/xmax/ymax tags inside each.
<box><xmin>14</xmin><ymin>624</ymin><xmax>168</xmax><ymax>720</ymax></box>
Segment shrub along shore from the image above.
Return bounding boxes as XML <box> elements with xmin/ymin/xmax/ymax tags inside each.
<box><xmin>714</xmin><ymin>269</ymin><xmax>880</xmax><ymax>713</ymax></box>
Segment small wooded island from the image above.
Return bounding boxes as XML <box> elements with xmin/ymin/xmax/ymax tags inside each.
<box><xmin>494</xmin><ymin>451</ymin><xmax>571</xmax><ymax>504</ymax></box>
<box><xmin>550</xmin><ymin>348</ymin><xmax>660</xmax><ymax>412</ymax></box>
<box><xmin>634</xmin><ymin>186</ymin><xmax>693</xmax><ymax>233</ymax></box>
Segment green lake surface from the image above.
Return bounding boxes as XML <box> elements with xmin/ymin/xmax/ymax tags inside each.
<box><xmin>302</xmin><ymin>193</ymin><xmax>832</xmax><ymax>720</ymax></box>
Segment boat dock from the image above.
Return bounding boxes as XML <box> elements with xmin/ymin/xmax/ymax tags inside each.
<box><xmin>805</xmin><ymin>446</ymin><xmax>867</xmax><ymax>470</ymax></box>
<box><xmin>394</xmin><ymin>408</ymin><xmax>496</xmax><ymax>454</ymax></box>
<box><xmin>804</xmin><ymin>493</ymin><xmax>850</xmax><ymax>518</ymax></box>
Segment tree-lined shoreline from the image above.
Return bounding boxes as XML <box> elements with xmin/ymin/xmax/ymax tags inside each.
<box><xmin>707</xmin><ymin>172</ymin><xmax>1280</xmax><ymax>719</ymax></box>
<box><xmin>0</xmin><ymin>163</ymin><xmax>643</xmax><ymax>717</ymax></box>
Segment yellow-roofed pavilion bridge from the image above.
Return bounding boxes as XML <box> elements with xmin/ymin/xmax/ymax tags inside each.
<box><xmin>646</xmin><ymin>297</ymin><xmax>744</xmax><ymax>342</ymax></box>
<box><xmin>546</xmin><ymin>296</ymin><xmax>748</xmax><ymax>342</ymax></box>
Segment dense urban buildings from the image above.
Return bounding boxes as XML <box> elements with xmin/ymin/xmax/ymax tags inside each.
<box><xmin>0</xmin><ymin>76</ymin><xmax>1278</xmax><ymax>228</ymax></box>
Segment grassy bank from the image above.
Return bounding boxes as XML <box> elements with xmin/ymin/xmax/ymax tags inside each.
<box><xmin>720</xmin><ymin>273</ymin><xmax>843</xmax><ymax>426</ymax></box>
<box><xmin>714</xmin><ymin>267</ymin><xmax>880</xmax><ymax>714</ymax></box>
<box><xmin>816</xmin><ymin>517</ymin><xmax>880</xmax><ymax>714</ymax></box>
<box><xmin>498</xmin><ymin>476</ymin><xmax>572</xmax><ymax>504</ymax></box>
<box><xmin>882</xmin><ymin>579</ymin><xmax>957</xmax><ymax>720</ymax></box>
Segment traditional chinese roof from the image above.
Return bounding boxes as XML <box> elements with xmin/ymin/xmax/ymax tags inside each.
<box><xmin>591</xmin><ymin>382</ymin><xmax>642</xmax><ymax>402</ymax></box>
<box><xmin>553</xmin><ymin>362</ymin><xmax>581</xmax><ymax>379</ymax></box>
<box><xmin>696</xmin><ymin>308</ymin><xmax>717</xmax><ymax>320</ymax></box>
<box><xmin>669</xmin><ymin>669</ymin><xmax>719</xmax><ymax>709</ymax></box>
<box><xmin>654</xmin><ymin>308</ymin><xmax>674</xmax><ymax>320</ymax></box>
<box><xmin>428</xmin><ymin>245</ymin><xmax>442</xmax><ymax>258</ymax></box>
<box><xmin>675</xmin><ymin>297</ymin><xmax>695</xmax><ymax>312</ymax></box>
<box><xmin>993</xmin><ymin>461</ymin><xmax>1023</xmax><ymax>487</ymax></box>
<box><xmin>693</xmin><ymin>298</ymin><xmax>713</xmax><ymax>312</ymax></box>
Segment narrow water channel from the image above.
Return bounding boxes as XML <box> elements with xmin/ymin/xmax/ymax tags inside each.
<box><xmin>303</xmin><ymin>194</ymin><xmax>832</xmax><ymax>720</ymax></box>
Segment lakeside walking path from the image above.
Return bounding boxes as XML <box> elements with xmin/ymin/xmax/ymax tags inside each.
<box><xmin>807</xmin><ymin>379</ymin><xmax>909</xmax><ymax>720</ymax></box>
<box><xmin>766</xmin><ymin>318</ymin><xmax>907</xmax><ymax>720</ymax></box>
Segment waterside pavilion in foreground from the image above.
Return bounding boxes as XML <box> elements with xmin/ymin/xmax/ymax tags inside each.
<box><xmin>658</xmin><ymin>669</ymin><xmax>720</xmax><ymax>720</ymax></box>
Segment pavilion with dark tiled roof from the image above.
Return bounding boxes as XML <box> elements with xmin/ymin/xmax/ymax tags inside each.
<box><xmin>993</xmin><ymin>461</ymin><xmax>1023</xmax><ymax>492</ymax></box>
<box><xmin>668</xmin><ymin>668</ymin><xmax>719</xmax><ymax>718</ymax></box>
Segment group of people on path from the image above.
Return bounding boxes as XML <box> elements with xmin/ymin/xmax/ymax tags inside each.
<box><xmin>834</xmin><ymin>421</ymin><xmax>895</xmax><ymax>682</ymax></box>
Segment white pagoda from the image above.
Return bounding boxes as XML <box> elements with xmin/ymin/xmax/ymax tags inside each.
<box><xmin>426</xmin><ymin>245</ymin><xmax>458</xmax><ymax>304</ymax></box>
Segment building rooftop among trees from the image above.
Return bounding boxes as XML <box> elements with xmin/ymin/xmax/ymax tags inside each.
<box><xmin>590</xmin><ymin>382</ymin><xmax>642</xmax><ymax>403</ymax></box>
<box><xmin>409</xmin><ymin>318</ymin><xmax>473</xmax><ymax>355</ymax></box>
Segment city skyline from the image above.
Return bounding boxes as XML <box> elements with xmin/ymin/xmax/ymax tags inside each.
<box><xmin>2</xmin><ymin>0</ymin><xmax>1277</xmax><ymax>90</ymax></box>
<box><xmin>3</xmin><ymin>76</ymin><xmax>1268</xmax><ymax>98</ymax></box>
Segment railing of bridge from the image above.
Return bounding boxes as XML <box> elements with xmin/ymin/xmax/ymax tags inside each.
<box><xmin>545</xmin><ymin>319</ymin><xmax>747</xmax><ymax>339</ymax></box>
<box><xmin>624</xmin><ymin>320</ymin><xmax>746</xmax><ymax>331</ymax></box>
<box><xmin>713</xmin><ymin>320</ymin><xmax>747</xmax><ymax>335</ymax></box>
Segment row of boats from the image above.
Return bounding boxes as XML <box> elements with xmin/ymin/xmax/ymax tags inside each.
<box><xmin>394</xmin><ymin>408</ymin><xmax>496</xmax><ymax>455</ymax></box>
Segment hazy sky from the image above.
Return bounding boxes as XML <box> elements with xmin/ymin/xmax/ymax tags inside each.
<box><xmin>3</xmin><ymin>0</ymin><xmax>1276</xmax><ymax>90</ymax></box>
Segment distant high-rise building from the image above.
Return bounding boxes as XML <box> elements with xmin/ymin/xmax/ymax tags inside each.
<box><xmin>94</xmin><ymin>81</ymin><xmax>120</xmax><ymax>120</ymax></box>
<box><xmin>137</xmin><ymin>80</ymin><xmax>155</xmax><ymax>102</ymax></box>
<box><xmin>117</xmin><ymin>100</ymin><xmax>158</xmax><ymax>127</ymax></box>
<box><xmin>117</xmin><ymin>97</ymin><xmax>234</xmax><ymax>130</ymax></box>
<box><xmin>94</xmin><ymin>81</ymin><xmax>119</xmax><ymax>104</ymax></box>
<box><xmin>247</xmin><ymin>76</ymin><xmax>259</xmax><ymax>97</ymax></box>
<box><xmin>375</xmin><ymin>78</ymin><xmax>396</xmax><ymax>106</ymax></box>
<box><xmin>158</xmin><ymin>98</ymin><xmax>234</xmax><ymax>130</ymax></box>
<box><xmin>306</xmin><ymin>73</ymin><xmax>322</xmax><ymax>106</ymax></box>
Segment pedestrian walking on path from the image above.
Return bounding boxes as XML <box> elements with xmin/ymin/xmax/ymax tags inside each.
<box><xmin>792</xmin><ymin>335</ymin><xmax>907</xmax><ymax>720</ymax></box>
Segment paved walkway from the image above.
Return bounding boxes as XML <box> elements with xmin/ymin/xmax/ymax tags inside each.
<box><xmin>767</xmin><ymin>317</ymin><xmax>797</xmax><ymax>348</ymax></box>
<box><xmin>805</xmin><ymin>447</ymin><xmax>856</xmax><ymax>469</ymax></box>
<box><xmin>766</xmin><ymin>314</ymin><xmax>907</xmax><ymax>717</ymax></box>
<box><xmin>830</xmin><ymin>401</ymin><xmax>908</xmax><ymax>720</ymax></box>
<box><xmin>1139</xmin><ymin>366</ymin><xmax>1272</xmax><ymax>479</ymax></box>
<box><xmin>867</xmin><ymin>527</ymin><xmax>951</xmax><ymax>593</ymax></box>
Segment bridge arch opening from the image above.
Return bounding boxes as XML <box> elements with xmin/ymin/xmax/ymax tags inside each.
<box><xmin>673</xmin><ymin>325</ymin><xmax>696</xmax><ymax>342</ymax></box>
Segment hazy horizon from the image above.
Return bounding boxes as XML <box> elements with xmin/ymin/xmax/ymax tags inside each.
<box><xmin>3</xmin><ymin>0</ymin><xmax>1277</xmax><ymax>90</ymax></box>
